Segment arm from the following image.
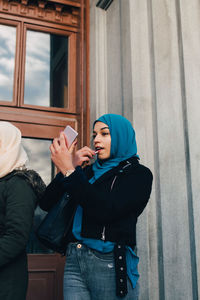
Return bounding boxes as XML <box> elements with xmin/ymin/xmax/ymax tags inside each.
<box><xmin>39</xmin><ymin>131</ymin><xmax>95</xmax><ymax>211</ymax></box>
<box><xmin>0</xmin><ymin>177</ymin><xmax>36</xmax><ymax>267</ymax></box>
<box><xmin>39</xmin><ymin>172</ymin><xmax>65</xmax><ymax>211</ymax></box>
<box><xmin>59</xmin><ymin>165</ymin><xmax>153</xmax><ymax>224</ymax></box>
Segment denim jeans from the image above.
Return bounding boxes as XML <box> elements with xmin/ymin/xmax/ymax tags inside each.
<box><xmin>63</xmin><ymin>242</ymin><xmax>139</xmax><ymax>300</ymax></box>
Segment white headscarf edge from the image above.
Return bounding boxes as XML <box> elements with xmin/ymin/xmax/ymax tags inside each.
<box><xmin>0</xmin><ymin>122</ymin><xmax>28</xmax><ymax>178</ymax></box>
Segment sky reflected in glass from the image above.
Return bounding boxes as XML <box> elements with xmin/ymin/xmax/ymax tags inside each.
<box><xmin>0</xmin><ymin>24</ymin><xmax>16</xmax><ymax>101</ymax></box>
<box><xmin>22</xmin><ymin>138</ymin><xmax>54</xmax><ymax>254</ymax></box>
<box><xmin>24</xmin><ymin>30</ymin><xmax>50</xmax><ymax>107</ymax></box>
<box><xmin>22</xmin><ymin>138</ymin><xmax>52</xmax><ymax>185</ymax></box>
<box><xmin>24</xmin><ymin>30</ymin><xmax>68</xmax><ymax>108</ymax></box>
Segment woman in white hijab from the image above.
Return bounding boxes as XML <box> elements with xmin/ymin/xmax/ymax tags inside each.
<box><xmin>0</xmin><ymin>122</ymin><xmax>45</xmax><ymax>300</ymax></box>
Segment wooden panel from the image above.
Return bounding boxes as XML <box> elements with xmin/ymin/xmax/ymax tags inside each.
<box><xmin>0</xmin><ymin>106</ymin><xmax>79</xmax><ymax>127</ymax></box>
<box><xmin>48</xmin><ymin>0</ymin><xmax>81</xmax><ymax>7</ymax></box>
<box><xmin>15</xmin><ymin>123</ymin><xmax>66</xmax><ymax>139</ymax></box>
<box><xmin>27</xmin><ymin>272</ymin><xmax>55</xmax><ymax>300</ymax></box>
<box><xmin>0</xmin><ymin>11</ymin><xmax>79</xmax><ymax>32</ymax></box>
<box><xmin>27</xmin><ymin>254</ymin><xmax>65</xmax><ymax>300</ymax></box>
<box><xmin>0</xmin><ymin>0</ymin><xmax>80</xmax><ymax>28</ymax></box>
<box><xmin>13</xmin><ymin>122</ymin><xmax>78</xmax><ymax>140</ymax></box>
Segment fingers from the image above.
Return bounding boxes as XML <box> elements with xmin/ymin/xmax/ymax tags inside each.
<box><xmin>52</xmin><ymin>137</ymin><xmax>60</xmax><ymax>152</ymax></box>
<box><xmin>59</xmin><ymin>132</ymin><xmax>67</xmax><ymax>149</ymax></box>
<box><xmin>69</xmin><ymin>139</ymin><xmax>77</xmax><ymax>154</ymax></box>
<box><xmin>50</xmin><ymin>133</ymin><xmax>67</xmax><ymax>153</ymax></box>
<box><xmin>63</xmin><ymin>132</ymin><xmax>70</xmax><ymax>148</ymax></box>
<box><xmin>77</xmin><ymin>146</ymin><xmax>95</xmax><ymax>158</ymax></box>
<box><xmin>72</xmin><ymin>146</ymin><xmax>95</xmax><ymax>167</ymax></box>
<box><xmin>50</xmin><ymin>135</ymin><xmax>95</xmax><ymax>169</ymax></box>
<box><xmin>49</xmin><ymin>144</ymin><xmax>55</xmax><ymax>155</ymax></box>
<box><xmin>50</xmin><ymin>137</ymin><xmax>61</xmax><ymax>155</ymax></box>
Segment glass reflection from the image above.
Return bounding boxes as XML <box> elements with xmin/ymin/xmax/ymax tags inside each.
<box><xmin>24</xmin><ymin>30</ymin><xmax>68</xmax><ymax>108</ymax></box>
<box><xmin>22</xmin><ymin>138</ymin><xmax>54</xmax><ymax>254</ymax></box>
<box><xmin>0</xmin><ymin>24</ymin><xmax>16</xmax><ymax>102</ymax></box>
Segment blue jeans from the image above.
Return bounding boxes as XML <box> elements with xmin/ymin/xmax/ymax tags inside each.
<box><xmin>63</xmin><ymin>242</ymin><xmax>139</xmax><ymax>300</ymax></box>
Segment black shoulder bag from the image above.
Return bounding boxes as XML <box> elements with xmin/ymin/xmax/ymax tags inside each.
<box><xmin>36</xmin><ymin>193</ymin><xmax>77</xmax><ymax>255</ymax></box>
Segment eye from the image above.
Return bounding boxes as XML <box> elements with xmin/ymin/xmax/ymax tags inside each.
<box><xmin>92</xmin><ymin>134</ymin><xmax>96</xmax><ymax>140</ymax></box>
<box><xmin>102</xmin><ymin>132</ymin><xmax>109</xmax><ymax>136</ymax></box>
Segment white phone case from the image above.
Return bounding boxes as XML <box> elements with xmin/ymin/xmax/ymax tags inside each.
<box><xmin>63</xmin><ymin>125</ymin><xmax>78</xmax><ymax>147</ymax></box>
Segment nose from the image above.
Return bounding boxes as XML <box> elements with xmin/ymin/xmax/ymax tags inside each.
<box><xmin>93</xmin><ymin>133</ymin><xmax>101</xmax><ymax>144</ymax></box>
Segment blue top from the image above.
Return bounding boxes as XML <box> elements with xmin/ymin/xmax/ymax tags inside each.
<box><xmin>73</xmin><ymin>114</ymin><xmax>140</xmax><ymax>287</ymax></box>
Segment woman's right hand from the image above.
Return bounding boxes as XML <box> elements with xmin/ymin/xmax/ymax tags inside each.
<box><xmin>72</xmin><ymin>146</ymin><xmax>95</xmax><ymax>168</ymax></box>
<box><xmin>50</xmin><ymin>132</ymin><xmax>75</xmax><ymax>175</ymax></box>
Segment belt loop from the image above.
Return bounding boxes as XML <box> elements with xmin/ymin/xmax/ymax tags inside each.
<box><xmin>114</xmin><ymin>244</ymin><xmax>128</xmax><ymax>298</ymax></box>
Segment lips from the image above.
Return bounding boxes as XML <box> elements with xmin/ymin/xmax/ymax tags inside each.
<box><xmin>95</xmin><ymin>146</ymin><xmax>104</xmax><ymax>152</ymax></box>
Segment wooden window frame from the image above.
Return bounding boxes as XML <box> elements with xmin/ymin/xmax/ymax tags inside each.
<box><xmin>0</xmin><ymin>0</ymin><xmax>90</xmax><ymax>148</ymax></box>
<box><xmin>20</xmin><ymin>24</ymin><xmax>77</xmax><ymax>113</ymax></box>
<box><xmin>12</xmin><ymin>119</ymin><xmax>78</xmax><ymax>140</ymax></box>
<box><xmin>0</xmin><ymin>19</ymin><xmax>77</xmax><ymax>113</ymax></box>
<box><xmin>0</xmin><ymin>18</ymin><xmax>21</xmax><ymax>107</ymax></box>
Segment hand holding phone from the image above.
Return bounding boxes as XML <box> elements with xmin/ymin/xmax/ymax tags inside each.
<box><xmin>63</xmin><ymin>125</ymin><xmax>78</xmax><ymax>148</ymax></box>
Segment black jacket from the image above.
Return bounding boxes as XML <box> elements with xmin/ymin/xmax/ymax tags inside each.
<box><xmin>0</xmin><ymin>170</ymin><xmax>45</xmax><ymax>300</ymax></box>
<box><xmin>40</xmin><ymin>157</ymin><xmax>153</xmax><ymax>247</ymax></box>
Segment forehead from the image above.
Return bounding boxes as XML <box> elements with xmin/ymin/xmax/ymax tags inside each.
<box><xmin>93</xmin><ymin>121</ymin><xmax>109</xmax><ymax>132</ymax></box>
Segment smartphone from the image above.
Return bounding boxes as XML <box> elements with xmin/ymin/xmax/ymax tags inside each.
<box><xmin>63</xmin><ymin>125</ymin><xmax>78</xmax><ymax>147</ymax></box>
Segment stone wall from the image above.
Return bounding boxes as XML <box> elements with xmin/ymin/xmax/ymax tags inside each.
<box><xmin>90</xmin><ymin>0</ymin><xmax>200</xmax><ymax>299</ymax></box>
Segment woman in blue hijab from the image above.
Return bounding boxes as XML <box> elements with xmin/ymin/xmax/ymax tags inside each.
<box><xmin>91</xmin><ymin>114</ymin><xmax>138</xmax><ymax>182</ymax></box>
<box><xmin>40</xmin><ymin>114</ymin><xmax>153</xmax><ymax>300</ymax></box>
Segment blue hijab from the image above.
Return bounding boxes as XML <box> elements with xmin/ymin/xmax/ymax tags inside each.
<box><xmin>90</xmin><ymin>114</ymin><xmax>138</xmax><ymax>183</ymax></box>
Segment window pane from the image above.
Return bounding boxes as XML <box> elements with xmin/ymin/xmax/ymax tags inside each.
<box><xmin>22</xmin><ymin>138</ymin><xmax>54</xmax><ymax>254</ymax></box>
<box><xmin>24</xmin><ymin>30</ymin><xmax>69</xmax><ymax>108</ymax></box>
<box><xmin>0</xmin><ymin>24</ymin><xmax>16</xmax><ymax>102</ymax></box>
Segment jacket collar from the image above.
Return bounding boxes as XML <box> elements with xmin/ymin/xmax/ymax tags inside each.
<box><xmin>85</xmin><ymin>156</ymin><xmax>139</xmax><ymax>185</ymax></box>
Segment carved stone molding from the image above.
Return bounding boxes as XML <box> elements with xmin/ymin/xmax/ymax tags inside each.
<box><xmin>0</xmin><ymin>0</ymin><xmax>80</xmax><ymax>27</ymax></box>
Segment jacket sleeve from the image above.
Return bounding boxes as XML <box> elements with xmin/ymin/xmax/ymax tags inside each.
<box><xmin>39</xmin><ymin>172</ymin><xmax>65</xmax><ymax>211</ymax></box>
<box><xmin>0</xmin><ymin>177</ymin><xmax>36</xmax><ymax>267</ymax></box>
<box><xmin>59</xmin><ymin>166</ymin><xmax>153</xmax><ymax>224</ymax></box>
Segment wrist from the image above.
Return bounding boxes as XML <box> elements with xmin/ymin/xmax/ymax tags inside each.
<box><xmin>60</xmin><ymin>162</ymin><xmax>75</xmax><ymax>175</ymax></box>
<box><xmin>63</xmin><ymin>168</ymin><xmax>75</xmax><ymax>177</ymax></box>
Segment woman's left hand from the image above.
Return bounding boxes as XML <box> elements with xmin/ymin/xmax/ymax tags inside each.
<box><xmin>50</xmin><ymin>132</ymin><xmax>75</xmax><ymax>175</ymax></box>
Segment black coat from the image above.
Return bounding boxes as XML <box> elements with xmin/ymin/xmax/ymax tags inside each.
<box><xmin>40</xmin><ymin>157</ymin><xmax>153</xmax><ymax>247</ymax></box>
<box><xmin>0</xmin><ymin>170</ymin><xmax>45</xmax><ymax>300</ymax></box>
<box><xmin>0</xmin><ymin>173</ymin><xmax>37</xmax><ymax>300</ymax></box>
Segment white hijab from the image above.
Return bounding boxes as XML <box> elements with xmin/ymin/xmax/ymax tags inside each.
<box><xmin>0</xmin><ymin>122</ymin><xmax>28</xmax><ymax>178</ymax></box>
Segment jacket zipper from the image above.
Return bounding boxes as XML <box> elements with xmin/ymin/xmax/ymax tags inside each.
<box><xmin>100</xmin><ymin>175</ymin><xmax>118</xmax><ymax>241</ymax></box>
<box><xmin>101</xmin><ymin>226</ymin><xmax>106</xmax><ymax>241</ymax></box>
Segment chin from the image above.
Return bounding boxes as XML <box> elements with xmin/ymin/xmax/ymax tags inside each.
<box><xmin>98</xmin><ymin>155</ymin><xmax>110</xmax><ymax>161</ymax></box>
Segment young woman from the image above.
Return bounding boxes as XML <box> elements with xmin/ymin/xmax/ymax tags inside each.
<box><xmin>0</xmin><ymin>121</ymin><xmax>45</xmax><ymax>300</ymax></box>
<box><xmin>40</xmin><ymin>114</ymin><xmax>153</xmax><ymax>299</ymax></box>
